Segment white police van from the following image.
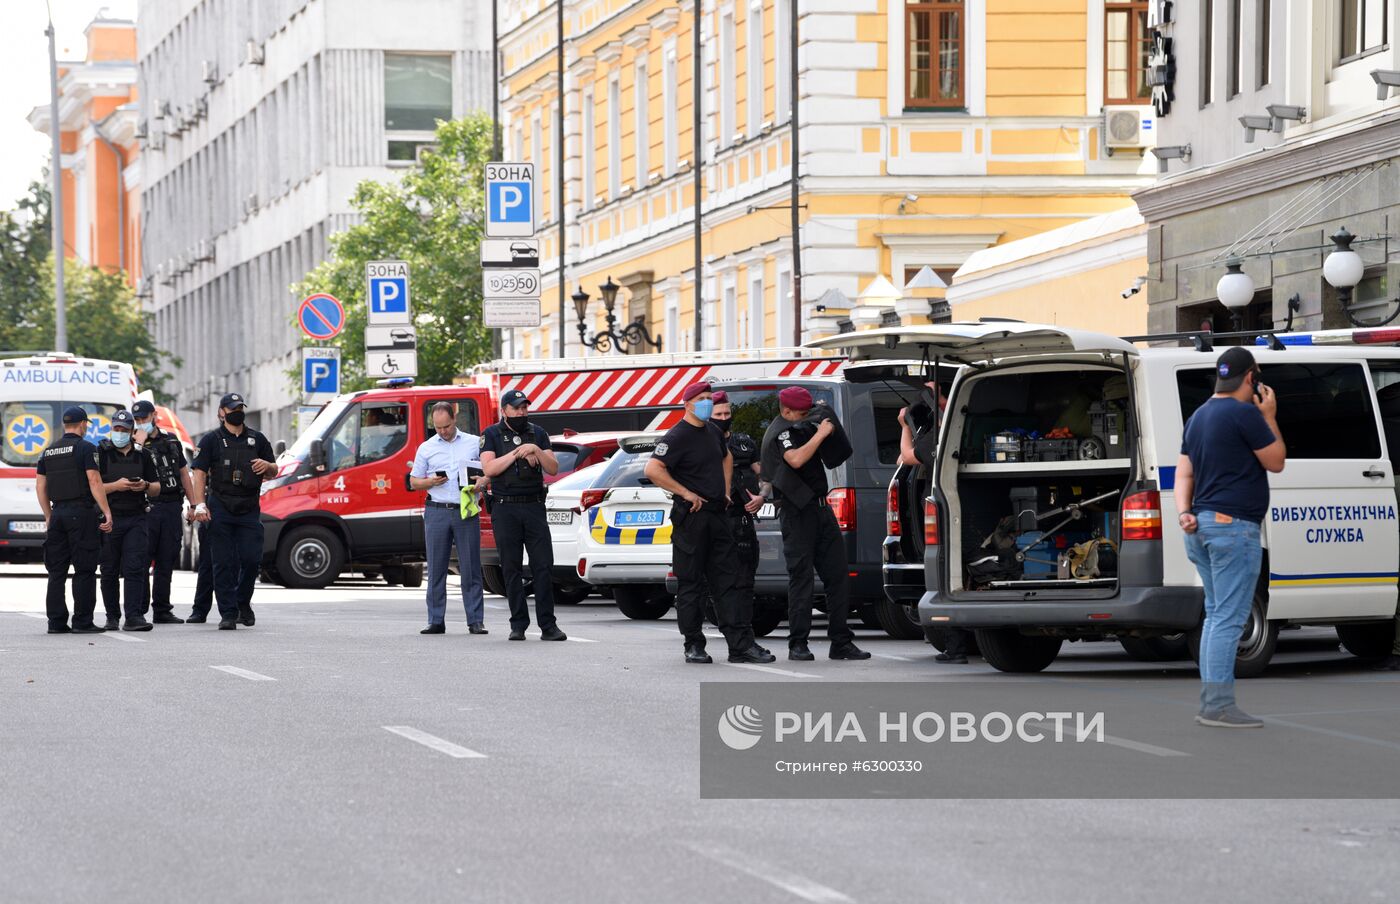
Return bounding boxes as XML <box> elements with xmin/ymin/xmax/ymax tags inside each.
<box><xmin>811</xmin><ymin>322</ymin><xmax>1400</xmax><ymax>675</ymax></box>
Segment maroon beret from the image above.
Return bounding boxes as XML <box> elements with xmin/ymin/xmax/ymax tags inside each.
<box><xmin>778</xmin><ymin>386</ymin><xmax>813</xmax><ymax>410</ymax></box>
<box><xmin>681</xmin><ymin>380</ymin><xmax>712</xmax><ymax>402</ymax></box>
<box><xmin>710</xmin><ymin>390</ymin><xmax>728</xmax><ymax>404</ymax></box>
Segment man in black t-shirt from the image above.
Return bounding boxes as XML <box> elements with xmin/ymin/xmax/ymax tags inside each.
<box><xmin>646</xmin><ymin>381</ymin><xmax>773</xmax><ymax>664</ymax></box>
<box><xmin>761</xmin><ymin>386</ymin><xmax>869</xmax><ymax>662</ymax></box>
<box><xmin>97</xmin><ymin>410</ymin><xmax>161</xmax><ymax>630</ymax></box>
<box><xmin>36</xmin><ymin>407</ymin><xmax>113</xmax><ymax>633</ymax></box>
<box><xmin>481</xmin><ymin>389</ymin><xmax>566</xmax><ymax>641</ymax></box>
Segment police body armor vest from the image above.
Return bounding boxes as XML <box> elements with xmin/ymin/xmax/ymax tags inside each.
<box><xmin>41</xmin><ymin>440</ymin><xmax>89</xmax><ymax>502</ymax></box>
<box><xmin>100</xmin><ymin>442</ymin><xmax>147</xmax><ymax>514</ymax></box>
<box><xmin>727</xmin><ymin>432</ymin><xmax>761</xmax><ymax>509</ymax></box>
<box><xmin>149</xmin><ymin>434</ymin><xmax>184</xmax><ymax>496</ymax></box>
<box><xmin>212</xmin><ymin>432</ymin><xmax>261</xmax><ymax>503</ymax></box>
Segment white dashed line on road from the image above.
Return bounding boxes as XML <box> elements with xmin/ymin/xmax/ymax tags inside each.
<box><xmin>684</xmin><ymin>841</ymin><xmax>854</xmax><ymax>903</ymax></box>
<box><xmin>726</xmin><ymin>663</ymin><xmax>820</xmax><ymax>679</ymax></box>
<box><xmin>383</xmin><ymin>726</ymin><xmax>488</xmax><ymax>759</ymax></box>
<box><xmin>103</xmin><ymin>632</ymin><xmax>146</xmax><ymax>643</ymax></box>
<box><xmin>209</xmin><ymin>665</ymin><xmax>277</xmax><ymax>681</ymax></box>
<box><xmin>871</xmin><ymin>653</ymin><xmax>912</xmax><ymax>662</ymax></box>
<box><xmin>17</xmin><ymin>612</ymin><xmax>46</xmax><ymax>619</ymax></box>
<box><xmin>1025</xmin><ymin>720</ymin><xmax>1189</xmax><ymax>758</ymax></box>
<box><xmin>524</xmin><ymin>632</ymin><xmax>598</xmax><ymax>643</ymax></box>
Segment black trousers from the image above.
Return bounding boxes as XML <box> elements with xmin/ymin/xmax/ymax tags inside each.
<box><xmin>493</xmin><ymin>500</ymin><xmax>557</xmax><ymax>632</ymax></box>
<box><xmin>779</xmin><ymin>503</ymin><xmax>854</xmax><ymax>647</ymax></box>
<box><xmin>675</xmin><ymin>505</ymin><xmax>754</xmax><ymax>653</ymax></box>
<box><xmin>209</xmin><ymin>496</ymin><xmax>262</xmax><ymax>620</ymax></box>
<box><xmin>145</xmin><ymin>501</ymin><xmax>182</xmax><ymax>615</ymax></box>
<box><xmin>101</xmin><ymin>512</ymin><xmax>149</xmax><ymax>621</ymax></box>
<box><xmin>44</xmin><ymin>501</ymin><xmax>100</xmax><ymax>629</ymax></box>
<box><xmin>190</xmin><ymin>521</ymin><xmax>215</xmax><ymax>618</ymax></box>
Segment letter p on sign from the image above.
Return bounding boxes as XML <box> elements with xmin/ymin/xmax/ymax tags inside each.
<box><xmin>485</xmin><ymin>163</ymin><xmax>535</xmax><ymax>237</ymax></box>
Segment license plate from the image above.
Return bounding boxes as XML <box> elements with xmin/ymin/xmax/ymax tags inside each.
<box><xmin>9</xmin><ymin>520</ymin><xmax>45</xmax><ymax>534</ymax></box>
<box><xmin>614</xmin><ymin>509</ymin><xmax>663</xmax><ymax>527</ymax></box>
<box><xmin>546</xmin><ymin>511</ymin><xmax>573</xmax><ymax>525</ymax></box>
<box><xmin>758</xmin><ymin>503</ymin><xmax>776</xmax><ymax>520</ymax></box>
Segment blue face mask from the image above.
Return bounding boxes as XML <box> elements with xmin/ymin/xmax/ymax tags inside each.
<box><xmin>138</xmin><ymin>422</ymin><xmax>155</xmax><ymax>435</ymax></box>
<box><xmin>692</xmin><ymin>399</ymin><xmax>714</xmax><ymax>421</ymax></box>
<box><xmin>111</xmin><ymin>430</ymin><xmax>131</xmax><ymax>448</ymax></box>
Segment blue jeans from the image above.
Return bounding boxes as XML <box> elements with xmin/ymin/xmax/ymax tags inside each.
<box><xmin>1184</xmin><ymin>513</ymin><xmax>1262</xmax><ymax>712</ymax></box>
<box><xmin>424</xmin><ymin>504</ymin><xmax>483</xmax><ymax>626</ymax></box>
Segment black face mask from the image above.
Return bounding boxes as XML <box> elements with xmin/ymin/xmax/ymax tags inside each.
<box><xmin>505</xmin><ymin>415</ymin><xmax>530</xmax><ymax>433</ymax></box>
<box><xmin>710</xmin><ymin>416</ymin><xmax>732</xmax><ymax>434</ymax></box>
<box><xmin>223</xmin><ymin>409</ymin><xmax>246</xmax><ymax>427</ymax></box>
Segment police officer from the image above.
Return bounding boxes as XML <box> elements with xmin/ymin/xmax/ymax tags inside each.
<box><xmin>97</xmin><ymin>410</ymin><xmax>162</xmax><ymax>631</ymax></box>
<box><xmin>35</xmin><ymin>407</ymin><xmax>113</xmax><ymax>633</ymax></box>
<box><xmin>190</xmin><ymin>393</ymin><xmax>277</xmax><ymax>630</ymax></box>
<box><xmin>480</xmin><ymin>389</ymin><xmax>566</xmax><ymax>642</ymax></box>
<box><xmin>706</xmin><ymin>390</ymin><xmax>769</xmax><ymax>638</ymax></box>
<box><xmin>186</xmin><ymin>520</ymin><xmax>216</xmax><ymax>623</ymax></box>
<box><xmin>646</xmin><ymin>382</ymin><xmax>775</xmax><ymax>665</ymax></box>
<box><xmin>760</xmin><ymin>386</ymin><xmax>869</xmax><ymax>661</ymax></box>
<box><xmin>132</xmin><ymin>400</ymin><xmax>193</xmax><ymax>624</ymax></box>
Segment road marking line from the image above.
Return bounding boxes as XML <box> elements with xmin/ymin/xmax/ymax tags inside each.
<box><xmin>684</xmin><ymin>841</ymin><xmax>854</xmax><ymax>903</ymax></box>
<box><xmin>871</xmin><ymin>652</ymin><xmax>911</xmax><ymax>662</ymax></box>
<box><xmin>1258</xmin><ymin>715</ymin><xmax>1400</xmax><ymax>752</ymax></box>
<box><xmin>1027</xmin><ymin>720</ymin><xmax>1188</xmax><ymax>758</ymax></box>
<box><xmin>18</xmin><ymin>612</ymin><xmax>46</xmax><ymax>619</ymax></box>
<box><xmin>485</xmin><ymin>603</ymin><xmax>508</xmax><ymax>610</ymax></box>
<box><xmin>210</xmin><ymin>665</ymin><xmax>276</xmax><ymax>681</ymax></box>
<box><xmin>103</xmin><ymin>632</ymin><xmax>146</xmax><ymax>643</ymax></box>
<box><xmin>525</xmin><ymin>632</ymin><xmax>598</xmax><ymax>643</ymax></box>
<box><xmin>383</xmin><ymin>726</ymin><xmax>487</xmax><ymax>759</ymax></box>
<box><xmin>726</xmin><ymin>663</ymin><xmax>819</xmax><ymax>679</ymax></box>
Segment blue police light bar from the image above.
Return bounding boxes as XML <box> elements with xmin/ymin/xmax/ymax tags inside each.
<box><xmin>1255</xmin><ymin>328</ymin><xmax>1400</xmax><ymax>348</ymax></box>
<box><xmin>376</xmin><ymin>377</ymin><xmax>415</xmax><ymax>388</ymax></box>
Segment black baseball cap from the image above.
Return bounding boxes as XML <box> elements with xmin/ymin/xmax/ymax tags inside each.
<box><xmin>501</xmin><ymin>389</ymin><xmax>531</xmax><ymax>408</ymax></box>
<box><xmin>219</xmin><ymin>392</ymin><xmax>246</xmax><ymax>410</ymax></box>
<box><xmin>1215</xmin><ymin>346</ymin><xmax>1258</xmax><ymax>392</ymax></box>
<box><xmin>132</xmin><ymin>400</ymin><xmax>157</xmax><ymax>418</ymax></box>
<box><xmin>61</xmin><ymin>406</ymin><xmax>89</xmax><ymax>425</ymax></box>
<box><xmin>111</xmin><ymin>410</ymin><xmax>135</xmax><ymax>430</ymax></box>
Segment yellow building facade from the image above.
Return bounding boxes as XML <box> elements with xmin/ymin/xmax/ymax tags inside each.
<box><xmin>500</xmin><ymin>0</ymin><xmax>1158</xmax><ymax>357</ymax></box>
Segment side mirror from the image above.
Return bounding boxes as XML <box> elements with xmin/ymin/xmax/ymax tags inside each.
<box><xmin>309</xmin><ymin>438</ymin><xmax>326</xmax><ymax>470</ymax></box>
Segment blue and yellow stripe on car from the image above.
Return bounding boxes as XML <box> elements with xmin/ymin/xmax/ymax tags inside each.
<box><xmin>590</xmin><ymin>509</ymin><xmax>672</xmax><ymax>545</ymax></box>
<box><xmin>1269</xmin><ymin>571</ymin><xmax>1399</xmax><ymax>588</ymax></box>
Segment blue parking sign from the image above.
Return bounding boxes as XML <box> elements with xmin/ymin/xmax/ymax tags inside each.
<box><xmin>484</xmin><ymin>162</ymin><xmax>535</xmax><ymax>238</ymax></box>
<box><xmin>365</xmin><ymin>260</ymin><xmax>412</xmax><ymax>325</ymax></box>
<box><xmin>371</xmin><ymin>277</ymin><xmax>408</xmax><ymax>314</ymax></box>
<box><xmin>302</xmin><ymin>348</ymin><xmax>341</xmax><ymax>398</ymax></box>
<box><xmin>489</xmin><ymin>182</ymin><xmax>532</xmax><ymax>223</ymax></box>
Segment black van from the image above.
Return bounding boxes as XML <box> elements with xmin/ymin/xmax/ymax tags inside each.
<box><xmin>711</xmin><ymin>374</ymin><xmax>908</xmax><ymax>636</ymax></box>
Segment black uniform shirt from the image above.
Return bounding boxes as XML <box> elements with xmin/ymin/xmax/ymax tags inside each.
<box><xmin>776</xmin><ymin>421</ymin><xmax>830</xmax><ymax>498</ymax></box>
<box><xmin>191</xmin><ymin>425</ymin><xmax>276</xmax><ymax>513</ymax></box>
<box><xmin>36</xmin><ymin>433</ymin><xmax>100</xmax><ymax>502</ymax></box>
<box><xmin>726</xmin><ymin>432</ymin><xmax>761</xmax><ymax>509</ymax></box>
<box><xmin>654</xmin><ymin>419</ymin><xmax>728</xmax><ymax>503</ymax></box>
<box><xmin>481</xmin><ymin>421</ymin><xmax>552</xmax><ymax>494</ymax></box>
<box><xmin>97</xmin><ymin>442</ymin><xmax>160</xmax><ymax>515</ymax></box>
<box><xmin>144</xmin><ymin>429</ymin><xmax>189</xmax><ymax>501</ymax></box>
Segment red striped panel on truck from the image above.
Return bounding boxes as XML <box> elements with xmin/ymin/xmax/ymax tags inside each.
<box><xmin>499</xmin><ymin>359</ymin><xmax>843</xmax><ymax>412</ymax></box>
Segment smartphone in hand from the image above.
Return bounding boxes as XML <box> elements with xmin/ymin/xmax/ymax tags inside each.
<box><xmin>435</xmin><ymin>470</ymin><xmax>448</xmax><ymax>478</ymax></box>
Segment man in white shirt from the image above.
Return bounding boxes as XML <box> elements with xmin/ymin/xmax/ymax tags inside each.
<box><xmin>409</xmin><ymin>401</ymin><xmax>486</xmax><ymax>634</ymax></box>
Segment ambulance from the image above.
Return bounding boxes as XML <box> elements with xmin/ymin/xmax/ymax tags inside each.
<box><xmin>0</xmin><ymin>353</ymin><xmax>138</xmax><ymax>561</ymax></box>
<box><xmin>811</xmin><ymin>322</ymin><xmax>1400</xmax><ymax>676</ymax></box>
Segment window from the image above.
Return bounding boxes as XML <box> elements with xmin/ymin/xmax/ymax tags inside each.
<box><xmin>1257</xmin><ymin>0</ymin><xmax>1272</xmax><ymax>87</ymax></box>
<box><xmin>775</xmin><ymin>0</ymin><xmax>791</xmax><ymax>123</ymax></box>
<box><xmin>532</xmin><ymin>109</ymin><xmax>544</xmax><ymax>220</ymax></box>
<box><xmin>870</xmin><ymin>390</ymin><xmax>909</xmax><ymax>465</ymax></box>
<box><xmin>776</xmin><ymin>265</ymin><xmax>793</xmax><ymax>346</ymax></box>
<box><xmin>582</xmin><ymin>87</ymin><xmax>595</xmax><ymax>210</ymax></box>
<box><xmin>1340</xmin><ymin>0</ymin><xmax>1389</xmax><ymax>61</ymax></box>
<box><xmin>723</xmin><ymin>386</ymin><xmax>838</xmax><ymax>439</ymax></box>
<box><xmin>421</xmin><ymin>398</ymin><xmax>480</xmax><ymax>438</ymax></box>
<box><xmin>723</xmin><ymin>279</ymin><xmax>738</xmax><ymax>348</ymax></box>
<box><xmin>2</xmin><ymin>402</ymin><xmax>121</xmax><ymax>467</ymax></box>
<box><xmin>549</xmin><ymin>102</ymin><xmax>560</xmax><ymax>222</ymax></box>
<box><xmin>384</xmin><ymin>53</ymin><xmax>452</xmax><ymax>162</ymax></box>
<box><xmin>749</xmin><ymin>271</ymin><xmax>765</xmax><ymax>348</ymax></box>
<box><xmin>1347</xmin><ymin>270</ymin><xmax>1393</xmax><ymax>323</ymax></box>
<box><xmin>1105</xmin><ymin>1</ymin><xmax>1152</xmax><ymax>103</ymax></box>
<box><xmin>550</xmin><ymin>443</ymin><xmax>584</xmax><ymax>475</ymax></box>
<box><xmin>663</xmin><ymin>50</ymin><xmax>678</xmax><ymax>174</ymax></box>
<box><xmin>906</xmin><ymin>0</ymin><xmax>965</xmax><ymax>108</ymax></box>
<box><xmin>327</xmin><ymin>402</ymin><xmax>410</xmax><ymax>472</ymax></box>
<box><xmin>1228</xmin><ymin>0</ymin><xmax>1242</xmax><ymax>96</ymax></box>
<box><xmin>634</xmin><ymin>58</ymin><xmax>649</xmax><ymax>188</ymax></box>
<box><xmin>747</xmin><ymin>1</ymin><xmax>764</xmax><ymax>137</ymax></box>
<box><xmin>1201</xmin><ymin>0</ymin><xmax>1215</xmax><ymax>106</ymax></box>
<box><xmin>720</xmin><ymin>10</ymin><xmax>737</xmax><ymax>143</ymax></box>
<box><xmin>1176</xmin><ymin>363</ymin><xmax>1381</xmax><ymax>459</ymax></box>
<box><xmin>608</xmin><ymin>76</ymin><xmax>621</xmax><ymax>200</ymax></box>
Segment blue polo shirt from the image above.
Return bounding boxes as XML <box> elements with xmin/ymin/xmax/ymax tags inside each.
<box><xmin>410</xmin><ymin>430</ymin><xmax>481</xmax><ymax>505</ymax></box>
<box><xmin>1181</xmin><ymin>398</ymin><xmax>1277</xmax><ymax>524</ymax></box>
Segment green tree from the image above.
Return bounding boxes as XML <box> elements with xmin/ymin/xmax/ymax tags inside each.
<box><xmin>292</xmin><ymin>114</ymin><xmax>494</xmax><ymax>392</ymax></box>
<box><xmin>0</xmin><ymin>177</ymin><xmax>53</xmax><ymax>352</ymax></box>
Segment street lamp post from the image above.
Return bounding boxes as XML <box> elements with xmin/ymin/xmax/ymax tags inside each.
<box><xmin>1215</xmin><ymin>258</ymin><xmax>1256</xmax><ymax>332</ymax></box>
<box><xmin>574</xmin><ymin>277</ymin><xmax>663</xmax><ymax>353</ymax></box>
<box><xmin>45</xmin><ymin>10</ymin><xmax>67</xmax><ymax>353</ymax></box>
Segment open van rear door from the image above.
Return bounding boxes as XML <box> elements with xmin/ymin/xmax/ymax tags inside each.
<box><xmin>807</xmin><ymin>322</ymin><xmax>1139</xmax><ymax>365</ymax></box>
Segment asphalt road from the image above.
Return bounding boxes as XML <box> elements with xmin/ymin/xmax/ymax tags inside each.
<box><xmin>3</xmin><ymin>563</ymin><xmax>1399</xmax><ymax>903</ymax></box>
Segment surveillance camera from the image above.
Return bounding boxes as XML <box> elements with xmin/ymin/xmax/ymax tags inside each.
<box><xmin>1121</xmin><ymin>276</ymin><xmax>1147</xmax><ymax>299</ymax></box>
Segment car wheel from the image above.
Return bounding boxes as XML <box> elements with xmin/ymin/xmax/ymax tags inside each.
<box><xmin>752</xmin><ymin>607</ymin><xmax>784</xmax><ymax>637</ymax></box>
<box><xmin>401</xmin><ymin>563</ymin><xmax>424</xmax><ymax>589</ymax></box>
<box><xmin>381</xmin><ymin>566</ymin><xmax>404</xmax><ymax>586</ymax></box>
<box><xmin>613</xmin><ymin>585</ymin><xmax>673</xmax><ymax>620</ymax></box>
<box><xmin>554</xmin><ymin>584</ymin><xmax>592</xmax><ymax>604</ymax></box>
<box><xmin>1186</xmin><ymin>591</ymin><xmax>1279</xmax><ymax>679</ymax></box>
<box><xmin>858</xmin><ymin>605</ymin><xmax>882</xmax><ymax>629</ymax></box>
<box><xmin>1119</xmin><ymin>634</ymin><xmax>1190</xmax><ymax>662</ymax></box>
<box><xmin>873</xmin><ymin>598</ymin><xmax>924</xmax><ymax>640</ymax></box>
<box><xmin>482</xmin><ymin>565</ymin><xmax>508</xmax><ymax>597</ymax></box>
<box><xmin>1336</xmin><ymin>621</ymin><xmax>1395</xmax><ymax>659</ymax></box>
<box><xmin>974</xmin><ymin>628</ymin><xmax>1063</xmax><ymax>673</ymax></box>
<box><xmin>275</xmin><ymin>525</ymin><xmax>345</xmax><ymax>590</ymax></box>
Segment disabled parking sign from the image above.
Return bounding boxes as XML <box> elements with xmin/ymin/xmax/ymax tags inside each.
<box><xmin>365</xmin><ymin>261</ymin><xmax>412</xmax><ymax>326</ymax></box>
<box><xmin>485</xmin><ymin>163</ymin><xmax>535</xmax><ymax>238</ymax></box>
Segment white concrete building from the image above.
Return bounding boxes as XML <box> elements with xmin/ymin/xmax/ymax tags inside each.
<box><xmin>139</xmin><ymin>0</ymin><xmax>491</xmax><ymax>440</ymax></box>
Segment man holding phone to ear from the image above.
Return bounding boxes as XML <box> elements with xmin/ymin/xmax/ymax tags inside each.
<box><xmin>410</xmin><ymin>401</ymin><xmax>486</xmax><ymax>635</ymax></box>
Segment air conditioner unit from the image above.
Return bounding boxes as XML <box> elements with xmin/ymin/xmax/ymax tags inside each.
<box><xmin>245</xmin><ymin>40</ymin><xmax>265</xmax><ymax>65</ymax></box>
<box><xmin>201</xmin><ymin>60</ymin><xmax>219</xmax><ymax>84</ymax></box>
<box><xmin>1104</xmin><ymin>106</ymin><xmax>1154</xmax><ymax>153</ymax></box>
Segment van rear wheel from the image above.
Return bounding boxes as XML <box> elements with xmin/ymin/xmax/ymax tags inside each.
<box><xmin>1187</xmin><ymin>591</ymin><xmax>1278</xmax><ymax>678</ymax></box>
<box><xmin>276</xmin><ymin>525</ymin><xmax>344</xmax><ymax>590</ymax></box>
<box><xmin>974</xmin><ymin>629</ymin><xmax>1062</xmax><ymax>673</ymax></box>
<box><xmin>482</xmin><ymin>565</ymin><xmax>507</xmax><ymax>597</ymax></box>
<box><xmin>1336</xmin><ymin>621</ymin><xmax>1395</xmax><ymax>659</ymax></box>
<box><xmin>873</xmin><ymin>599</ymin><xmax>924</xmax><ymax>640</ymax></box>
